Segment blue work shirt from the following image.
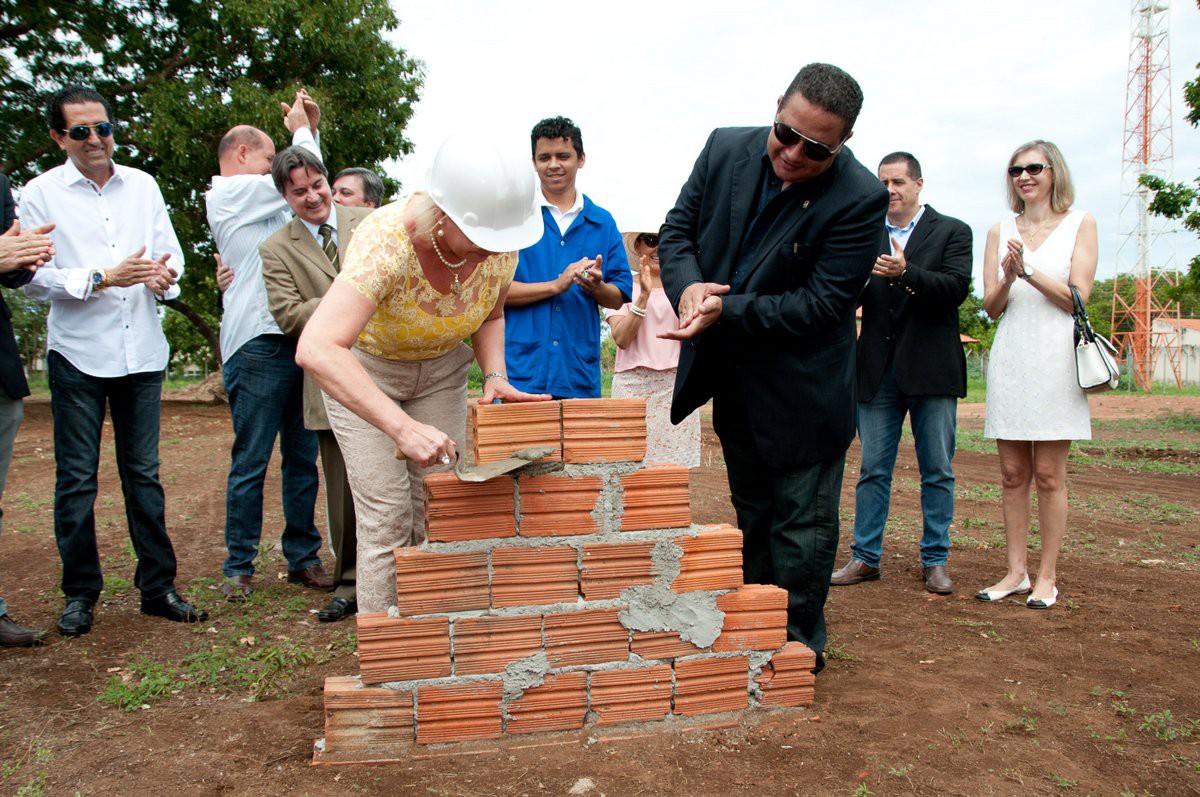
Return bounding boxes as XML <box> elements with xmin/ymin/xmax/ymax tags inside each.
<box><xmin>505</xmin><ymin>195</ymin><xmax>632</xmax><ymax>397</ymax></box>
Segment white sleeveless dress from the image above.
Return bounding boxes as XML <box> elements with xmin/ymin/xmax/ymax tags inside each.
<box><xmin>984</xmin><ymin>210</ymin><xmax>1091</xmax><ymax>441</ymax></box>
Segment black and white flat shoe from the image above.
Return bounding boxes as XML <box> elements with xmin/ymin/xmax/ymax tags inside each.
<box><xmin>1026</xmin><ymin>587</ymin><xmax>1058</xmax><ymax>610</ymax></box>
<box><xmin>974</xmin><ymin>576</ymin><xmax>1031</xmax><ymax>602</ymax></box>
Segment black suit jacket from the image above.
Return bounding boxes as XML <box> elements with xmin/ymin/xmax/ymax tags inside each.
<box><xmin>857</xmin><ymin>205</ymin><xmax>972</xmax><ymax>401</ymax></box>
<box><xmin>660</xmin><ymin>127</ymin><xmax>888</xmax><ymax>468</ymax></box>
<box><xmin>0</xmin><ymin>174</ymin><xmax>32</xmax><ymax>401</ymax></box>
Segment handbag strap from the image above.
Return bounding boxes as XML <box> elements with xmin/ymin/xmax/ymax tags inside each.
<box><xmin>1070</xmin><ymin>285</ymin><xmax>1095</xmax><ymax>345</ymax></box>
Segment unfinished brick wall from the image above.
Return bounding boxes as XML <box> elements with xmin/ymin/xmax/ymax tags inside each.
<box><xmin>317</xmin><ymin>399</ymin><xmax>814</xmax><ymax>760</ymax></box>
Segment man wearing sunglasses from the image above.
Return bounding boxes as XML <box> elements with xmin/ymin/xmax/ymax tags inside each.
<box><xmin>20</xmin><ymin>85</ymin><xmax>206</xmax><ymax>636</ymax></box>
<box><xmin>831</xmin><ymin>152</ymin><xmax>972</xmax><ymax>596</ymax></box>
<box><xmin>659</xmin><ymin>63</ymin><xmax>888</xmax><ymax>674</ymax></box>
<box><xmin>206</xmin><ymin>90</ymin><xmax>336</xmax><ymax>604</ymax></box>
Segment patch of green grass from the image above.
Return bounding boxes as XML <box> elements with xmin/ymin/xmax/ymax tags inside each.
<box><xmin>1093</xmin><ymin>412</ymin><xmax>1200</xmax><ymax>433</ymax></box>
<box><xmin>1005</xmin><ymin>706</ymin><xmax>1039</xmax><ymax>734</ymax></box>
<box><xmin>100</xmin><ymin>658</ymin><xmax>184</xmax><ymax>711</ymax></box>
<box><xmin>1048</xmin><ymin>773</ymin><xmax>1078</xmax><ymax>790</ymax></box>
<box><xmin>102</xmin><ymin>575</ymin><xmax>132</xmax><ymax>597</ymax></box>
<box><xmin>958</xmin><ymin>483</ymin><xmax>1002</xmax><ymax>502</ymax></box>
<box><xmin>824</xmin><ymin>635</ymin><xmax>861</xmax><ymax>663</ymax></box>
<box><xmin>852</xmin><ymin>782</ymin><xmax>875</xmax><ymax>797</ymax></box>
<box><xmin>1139</xmin><ymin>709</ymin><xmax>1199</xmax><ymax>742</ymax></box>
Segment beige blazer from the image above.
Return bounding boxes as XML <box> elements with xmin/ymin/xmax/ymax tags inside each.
<box><xmin>261</xmin><ymin>203</ymin><xmax>373</xmax><ymax>430</ymax></box>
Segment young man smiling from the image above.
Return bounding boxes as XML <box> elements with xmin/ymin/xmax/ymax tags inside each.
<box><xmin>503</xmin><ymin>116</ymin><xmax>631</xmax><ymax>398</ymax></box>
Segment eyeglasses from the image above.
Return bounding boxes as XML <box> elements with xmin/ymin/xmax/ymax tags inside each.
<box><xmin>636</xmin><ymin>233</ymin><xmax>659</xmax><ymax>248</ymax></box>
<box><xmin>772</xmin><ymin>121</ymin><xmax>843</xmax><ymax>162</ymax></box>
<box><xmin>62</xmin><ymin>122</ymin><xmax>114</xmax><ymax>141</ymax></box>
<box><xmin>1007</xmin><ymin>163</ymin><xmax>1050</xmax><ymax>178</ymax></box>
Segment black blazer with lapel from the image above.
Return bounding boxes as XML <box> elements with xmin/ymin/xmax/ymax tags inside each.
<box><xmin>660</xmin><ymin>127</ymin><xmax>889</xmax><ymax>468</ymax></box>
<box><xmin>856</xmin><ymin>205</ymin><xmax>972</xmax><ymax>402</ymax></box>
<box><xmin>0</xmin><ymin>173</ymin><xmax>32</xmax><ymax>401</ymax></box>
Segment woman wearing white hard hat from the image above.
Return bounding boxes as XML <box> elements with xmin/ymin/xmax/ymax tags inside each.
<box><xmin>604</xmin><ymin>224</ymin><xmax>700</xmax><ymax>468</ymax></box>
<box><xmin>298</xmin><ymin>134</ymin><xmax>549</xmax><ymax>613</ymax></box>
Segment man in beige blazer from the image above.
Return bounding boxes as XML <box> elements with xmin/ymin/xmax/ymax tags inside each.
<box><xmin>260</xmin><ymin>146</ymin><xmax>374</xmax><ymax>622</ymax></box>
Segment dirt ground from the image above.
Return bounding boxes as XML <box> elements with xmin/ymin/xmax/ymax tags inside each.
<box><xmin>0</xmin><ymin>394</ymin><xmax>1197</xmax><ymax>796</ymax></box>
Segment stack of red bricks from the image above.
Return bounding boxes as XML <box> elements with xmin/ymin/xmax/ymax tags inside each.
<box><xmin>317</xmin><ymin>398</ymin><xmax>815</xmax><ymax>760</ymax></box>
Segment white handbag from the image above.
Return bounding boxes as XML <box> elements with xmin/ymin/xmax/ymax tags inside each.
<box><xmin>1071</xmin><ymin>286</ymin><xmax>1120</xmax><ymax>393</ymax></box>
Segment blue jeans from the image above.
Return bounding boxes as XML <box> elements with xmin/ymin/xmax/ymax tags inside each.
<box><xmin>714</xmin><ymin>387</ymin><xmax>843</xmax><ymax>673</ymax></box>
<box><xmin>48</xmin><ymin>351</ymin><xmax>177</xmax><ymax>603</ymax></box>
<box><xmin>222</xmin><ymin>335</ymin><xmax>321</xmax><ymax>577</ymax></box>
<box><xmin>0</xmin><ymin>395</ymin><xmax>22</xmax><ymax>616</ymax></box>
<box><xmin>852</xmin><ymin>360</ymin><xmax>957</xmax><ymax>569</ymax></box>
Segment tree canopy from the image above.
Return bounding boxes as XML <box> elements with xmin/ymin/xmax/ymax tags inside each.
<box><xmin>0</xmin><ymin>0</ymin><xmax>423</xmax><ymax>367</ymax></box>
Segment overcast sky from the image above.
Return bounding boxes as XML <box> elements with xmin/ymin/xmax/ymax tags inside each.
<box><xmin>385</xmin><ymin>1</ymin><xmax>1200</xmax><ymax>293</ymax></box>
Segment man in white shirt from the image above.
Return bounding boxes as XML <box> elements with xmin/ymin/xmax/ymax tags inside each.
<box><xmin>20</xmin><ymin>85</ymin><xmax>206</xmax><ymax>636</ymax></box>
<box><xmin>206</xmin><ymin>91</ymin><xmax>333</xmax><ymax>602</ymax></box>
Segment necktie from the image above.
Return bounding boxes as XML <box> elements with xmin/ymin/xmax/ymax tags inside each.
<box><xmin>319</xmin><ymin>223</ymin><xmax>339</xmax><ymax>270</ymax></box>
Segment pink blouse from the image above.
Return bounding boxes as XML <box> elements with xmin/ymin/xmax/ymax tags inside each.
<box><xmin>604</xmin><ymin>285</ymin><xmax>682</xmax><ymax>372</ymax></box>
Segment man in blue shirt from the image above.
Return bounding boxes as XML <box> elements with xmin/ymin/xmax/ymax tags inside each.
<box><xmin>504</xmin><ymin>117</ymin><xmax>631</xmax><ymax>398</ymax></box>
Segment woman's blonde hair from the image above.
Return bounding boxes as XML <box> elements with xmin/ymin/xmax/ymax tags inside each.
<box><xmin>1006</xmin><ymin>139</ymin><xmax>1074</xmax><ymax>214</ymax></box>
<box><xmin>407</xmin><ymin>191</ymin><xmax>444</xmax><ymax>238</ymax></box>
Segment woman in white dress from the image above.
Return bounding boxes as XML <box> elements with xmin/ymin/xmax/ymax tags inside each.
<box><xmin>976</xmin><ymin>140</ymin><xmax>1098</xmax><ymax>610</ymax></box>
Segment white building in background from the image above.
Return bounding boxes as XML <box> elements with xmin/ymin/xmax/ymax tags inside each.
<box><xmin>1151</xmin><ymin>319</ymin><xmax>1200</xmax><ymax>386</ymax></box>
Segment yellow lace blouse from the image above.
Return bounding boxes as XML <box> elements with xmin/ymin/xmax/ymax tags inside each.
<box><xmin>337</xmin><ymin>196</ymin><xmax>518</xmax><ymax>361</ymax></box>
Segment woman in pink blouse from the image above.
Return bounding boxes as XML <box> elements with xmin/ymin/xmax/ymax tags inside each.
<box><xmin>604</xmin><ymin>227</ymin><xmax>700</xmax><ymax>467</ymax></box>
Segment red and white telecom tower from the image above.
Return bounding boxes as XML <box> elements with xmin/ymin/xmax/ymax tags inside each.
<box><xmin>1112</xmin><ymin>0</ymin><xmax>1183</xmax><ymax>390</ymax></box>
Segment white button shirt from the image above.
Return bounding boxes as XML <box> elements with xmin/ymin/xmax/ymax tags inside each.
<box><xmin>206</xmin><ymin>128</ymin><xmax>320</xmax><ymax>363</ymax></box>
<box><xmin>19</xmin><ymin>160</ymin><xmax>185</xmax><ymax>378</ymax></box>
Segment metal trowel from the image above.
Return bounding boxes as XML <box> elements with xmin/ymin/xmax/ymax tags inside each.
<box><xmin>394</xmin><ymin>444</ymin><xmax>556</xmax><ymax>482</ymax></box>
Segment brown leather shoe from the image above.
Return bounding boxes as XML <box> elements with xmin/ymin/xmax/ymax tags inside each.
<box><xmin>923</xmin><ymin>565</ymin><xmax>954</xmax><ymax>595</ymax></box>
<box><xmin>0</xmin><ymin>614</ymin><xmax>44</xmax><ymax>647</ymax></box>
<box><xmin>830</xmin><ymin>559</ymin><xmax>880</xmax><ymax>586</ymax></box>
<box><xmin>287</xmin><ymin>563</ymin><xmax>335</xmax><ymax>592</ymax></box>
<box><xmin>220</xmin><ymin>574</ymin><xmax>254</xmax><ymax>602</ymax></box>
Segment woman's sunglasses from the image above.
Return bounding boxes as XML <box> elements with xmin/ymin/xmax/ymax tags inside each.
<box><xmin>1007</xmin><ymin>163</ymin><xmax>1050</xmax><ymax>178</ymax></box>
<box><xmin>636</xmin><ymin>233</ymin><xmax>659</xmax><ymax>248</ymax></box>
<box><xmin>772</xmin><ymin>121</ymin><xmax>843</xmax><ymax>162</ymax></box>
<box><xmin>62</xmin><ymin>122</ymin><xmax>114</xmax><ymax>141</ymax></box>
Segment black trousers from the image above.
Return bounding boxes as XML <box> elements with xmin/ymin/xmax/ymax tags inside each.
<box><xmin>713</xmin><ymin>386</ymin><xmax>844</xmax><ymax>673</ymax></box>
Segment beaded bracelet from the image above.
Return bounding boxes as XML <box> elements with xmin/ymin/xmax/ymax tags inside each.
<box><xmin>628</xmin><ymin>305</ymin><xmax>647</xmax><ymax>318</ymax></box>
<box><xmin>482</xmin><ymin>372</ymin><xmax>507</xmax><ymax>383</ymax></box>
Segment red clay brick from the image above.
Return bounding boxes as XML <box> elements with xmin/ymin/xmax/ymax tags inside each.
<box><xmin>453</xmin><ymin>615</ymin><xmax>544</xmax><ymax>676</ymax></box>
<box><xmin>619</xmin><ymin>465</ymin><xmax>691</xmax><ymax>531</ymax></box>
<box><xmin>543</xmin><ymin>608</ymin><xmax>629</xmax><ymax>667</ymax></box>
<box><xmin>590</xmin><ymin>666</ymin><xmax>672</xmax><ymax>726</ymax></box>
<box><xmin>416</xmin><ymin>681</ymin><xmax>503</xmax><ymax>744</ymax></box>
<box><xmin>674</xmin><ymin>656</ymin><xmax>750</xmax><ymax>716</ymax></box>
<box><xmin>630</xmin><ymin>630</ymin><xmax>707</xmax><ymax>660</ymax></box>
<box><xmin>672</xmin><ymin>526</ymin><xmax>744</xmax><ymax>592</ymax></box>
<box><xmin>713</xmin><ymin>585</ymin><xmax>788</xmax><ymax>652</ymax></box>
<box><xmin>517</xmin><ymin>473</ymin><xmax>602</xmax><ymax>537</ymax></box>
<box><xmin>356</xmin><ymin>613</ymin><xmax>451</xmax><ymax>684</ymax></box>
<box><xmin>755</xmin><ymin>641</ymin><xmax>817</xmax><ymax>708</ymax></box>
<box><xmin>561</xmin><ymin>398</ymin><xmax>646</xmax><ymax>463</ymax></box>
<box><xmin>505</xmin><ymin>672</ymin><xmax>588</xmax><ymax>735</ymax></box>
<box><xmin>470</xmin><ymin>402</ymin><xmax>562</xmax><ymax>465</ymax></box>
<box><xmin>423</xmin><ymin>472</ymin><xmax>516</xmax><ymax>542</ymax></box>
<box><xmin>580</xmin><ymin>540</ymin><xmax>656</xmax><ymax>600</ymax></box>
<box><xmin>323</xmin><ymin>676</ymin><xmax>415</xmax><ymax>753</ymax></box>
<box><xmin>491</xmin><ymin>545</ymin><xmax>579</xmax><ymax>608</ymax></box>
<box><xmin>393</xmin><ymin>548</ymin><xmax>488</xmax><ymax>615</ymax></box>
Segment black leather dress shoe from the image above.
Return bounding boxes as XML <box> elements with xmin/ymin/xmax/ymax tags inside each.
<box><xmin>317</xmin><ymin>596</ymin><xmax>357</xmax><ymax>623</ymax></box>
<box><xmin>0</xmin><ymin>614</ymin><xmax>45</xmax><ymax>647</ymax></box>
<box><xmin>140</xmin><ymin>591</ymin><xmax>208</xmax><ymax>623</ymax></box>
<box><xmin>57</xmin><ymin>599</ymin><xmax>94</xmax><ymax>637</ymax></box>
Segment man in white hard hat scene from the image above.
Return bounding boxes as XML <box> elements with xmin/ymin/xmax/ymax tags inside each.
<box><xmin>503</xmin><ymin>116</ymin><xmax>632</xmax><ymax>398</ymax></box>
<box><xmin>296</xmin><ymin>135</ymin><xmax>551</xmax><ymax>614</ymax></box>
<box><xmin>260</xmin><ymin>146</ymin><xmax>374</xmax><ymax>622</ymax></box>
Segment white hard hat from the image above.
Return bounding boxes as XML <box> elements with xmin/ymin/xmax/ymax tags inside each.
<box><xmin>427</xmin><ymin>134</ymin><xmax>543</xmax><ymax>252</ymax></box>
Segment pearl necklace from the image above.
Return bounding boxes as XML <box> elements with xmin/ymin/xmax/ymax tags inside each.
<box><xmin>430</xmin><ymin>221</ymin><xmax>467</xmax><ymax>294</ymax></box>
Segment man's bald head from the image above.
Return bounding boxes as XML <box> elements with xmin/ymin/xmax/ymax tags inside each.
<box><xmin>217</xmin><ymin>125</ymin><xmax>275</xmax><ymax>176</ymax></box>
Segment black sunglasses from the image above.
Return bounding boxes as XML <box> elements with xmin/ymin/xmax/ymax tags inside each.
<box><xmin>772</xmin><ymin>121</ymin><xmax>843</xmax><ymax>162</ymax></box>
<box><xmin>1008</xmin><ymin>163</ymin><xmax>1050</xmax><ymax>178</ymax></box>
<box><xmin>62</xmin><ymin>122</ymin><xmax>114</xmax><ymax>141</ymax></box>
<box><xmin>636</xmin><ymin>233</ymin><xmax>659</xmax><ymax>248</ymax></box>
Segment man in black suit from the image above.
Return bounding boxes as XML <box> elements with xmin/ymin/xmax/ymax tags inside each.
<box><xmin>830</xmin><ymin>152</ymin><xmax>971</xmax><ymax>594</ymax></box>
<box><xmin>659</xmin><ymin>63</ymin><xmax>888</xmax><ymax>672</ymax></box>
<box><xmin>0</xmin><ymin>173</ymin><xmax>55</xmax><ymax>646</ymax></box>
